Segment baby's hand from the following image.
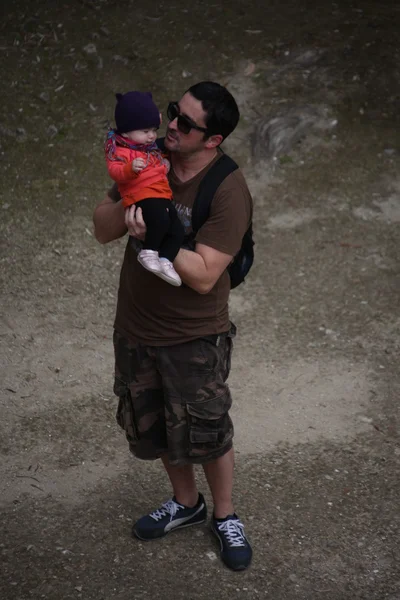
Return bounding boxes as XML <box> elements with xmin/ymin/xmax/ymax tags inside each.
<box><xmin>132</xmin><ymin>158</ymin><xmax>146</xmax><ymax>173</ymax></box>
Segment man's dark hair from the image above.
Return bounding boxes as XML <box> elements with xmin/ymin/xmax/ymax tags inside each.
<box><xmin>186</xmin><ymin>81</ymin><xmax>240</xmax><ymax>141</ymax></box>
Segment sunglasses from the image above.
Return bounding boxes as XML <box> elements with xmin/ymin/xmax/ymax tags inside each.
<box><xmin>167</xmin><ymin>101</ymin><xmax>209</xmax><ymax>135</ymax></box>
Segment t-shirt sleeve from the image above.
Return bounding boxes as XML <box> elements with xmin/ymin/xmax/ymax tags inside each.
<box><xmin>194</xmin><ymin>170</ymin><xmax>253</xmax><ymax>256</ymax></box>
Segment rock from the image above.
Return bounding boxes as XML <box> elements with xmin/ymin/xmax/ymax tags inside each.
<box><xmin>74</xmin><ymin>61</ymin><xmax>88</xmax><ymax>72</ymax></box>
<box><xmin>47</xmin><ymin>125</ymin><xmax>58</xmax><ymax>138</ymax></box>
<box><xmin>0</xmin><ymin>124</ymin><xmax>16</xmax><ymax>138</ymax></box>
<box><xmin>251</xmin><ymin>105</ymin><xmax>337</xmax><ymax>159</ymax></box>
<box><xmin>83</xmin><ymin>43</ymin><xmax>97</xmax><ymax>54</ymax></box>
<box><xmin>113</xmin><ymin>55</ymin><xmax>129</xmax><ymax>66</ymax></box>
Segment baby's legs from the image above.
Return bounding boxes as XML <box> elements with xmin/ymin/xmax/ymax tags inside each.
<box><xmin>136</xmin><ymin>197</ymin><xmax>172</xmax><ymax>252</ymax></box>
<box><xmin>135</xmin><ymin>198</ymin><xmax>183</xmax><ymax>286</ymax></box>
<box><xmin>158</xmin><ymin>203</ymin><xmax>185</xmax><ymax>262</ymax></box>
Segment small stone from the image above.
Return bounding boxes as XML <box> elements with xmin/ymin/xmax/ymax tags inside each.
<box><xmin>74</xmin><ymin>61</ymin><xmax>88</xmax><ymax>72</ymax></box>
<box><xmin>83</xmin><ymin>43</ymin><xmax>97</xmax><ymax>54</ymax></box>
<box><xmin>113</xmin><ymin>55</ymin><xmax>128</xmax><ymax>65</ymax></box>
<box><xmin>47</xmin><ymin>125</ymin><xmax>58</xmax><ymax>138</ymax></box>
<box><xmin>206</xmin><ymin>551</ymin><xmax>217</xmax><ymax>561</ymax></box>
<box><xmin>358</xmin><ymin>415</ymin><xmax>373</xmax><ymax>423</ymax></box>
<box><xmin>39</xmin><ymin>92</ymin><xmax>49</xmax><ymax>103</ymax></box>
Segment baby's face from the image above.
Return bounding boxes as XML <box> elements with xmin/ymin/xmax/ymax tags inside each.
<box><xmin>123</xmin><ymin>128</ymin><xmax>158</xmax><ymax>145</ymax></box>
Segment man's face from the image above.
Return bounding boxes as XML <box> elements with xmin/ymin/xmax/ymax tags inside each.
<box><xmin>165</xmin><ymin>92</ymin><xmax>208</xmax><ymax>154</ymax></box>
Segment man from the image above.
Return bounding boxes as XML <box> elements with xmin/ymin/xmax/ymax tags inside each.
<box><xmin>93</xmin><ymin>81</ymin><xmax>253</xmax><ymax>571</ymax></box>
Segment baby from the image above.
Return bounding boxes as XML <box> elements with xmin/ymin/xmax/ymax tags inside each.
<box><xmin>105</xmin><ymin>91</ymin><xmax>184</xmax><ymax>286</ymax></box>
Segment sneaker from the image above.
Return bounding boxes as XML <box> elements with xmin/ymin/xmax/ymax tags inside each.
<box><xmin>211</xmin><ymin>513</ymin><xmax>252</xmax><ymax>571</ymax></box>
<box><xmin>158</xmin><ymin>259</ymin><xmax>182</xmax><ymax>286</ymax></box>
<box><xmin>137</xmin><ymin>249</ymin><xmax>162</xmax><ymax>274</ymax></box>
<box><xmin>132</xmin><ymin>493</ymin><xmax>207</xmax><ymax>541</ymax></box>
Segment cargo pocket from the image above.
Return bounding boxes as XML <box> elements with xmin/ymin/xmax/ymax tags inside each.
<box><xmin>113</xmin><ymin>377</ymin><xmax>139</xmax><ymax>444</ymax></box>
<box><xmin>186</xmin><ymin>393</ymin><xmax>233</xmax><ymax>459</ymax></box>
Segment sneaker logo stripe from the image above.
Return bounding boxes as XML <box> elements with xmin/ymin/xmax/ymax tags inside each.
<box><xmin>164</xmin><ymin>503</ymin><xmax>205</xmax><ymax>532</ymax></box>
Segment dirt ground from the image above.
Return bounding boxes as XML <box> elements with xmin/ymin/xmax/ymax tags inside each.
<box><xmin>1</xmin><ymin>0</ymin><xmax>400</xmax><ymax>598</ymax></box>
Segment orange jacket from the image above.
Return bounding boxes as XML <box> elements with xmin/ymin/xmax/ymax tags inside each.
<box><xmin>106</xmin><ymin>146</ymin><xmax>172</xmax><ymax>208</ymax></box>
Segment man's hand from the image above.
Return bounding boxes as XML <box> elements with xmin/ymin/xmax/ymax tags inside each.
<box><xmin>125</xmin><ymin>205</ymin><xmax>146</xmax><ymax>241</ymax></box>
<box><xmin>132</xmin><ymin>158</ymin><xmax>146</xmax><ymax>173</ymax></box>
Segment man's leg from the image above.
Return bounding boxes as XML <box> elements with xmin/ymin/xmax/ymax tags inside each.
<box><xmin>161</xmin><ymin>454</ymin><xmax>198</xmax><ymax>507</ymax></box>
<box><xmin>203</xmin><ymin>447</ymin><xmax>234</xmax><ymax>518</ymax></box>
<box><xmin>161</xmin><ymin>448</ymin><xmax>236</xmax><ymax>516</ymax></box>
<box><xmin>131</xmin><ymin>333</ymin><xmax>252</xmax><ymax>569</ymax></box>
<box><xmin>205</xmin><ymin>447</ymin><xmax>252</xmax><ymax>571</ymax></box>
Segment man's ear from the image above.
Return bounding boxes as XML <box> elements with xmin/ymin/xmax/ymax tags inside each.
<box><xmin>204</xmin><ymin>134</ymin><xmax>223</xmax><ymax>149</ymax></box>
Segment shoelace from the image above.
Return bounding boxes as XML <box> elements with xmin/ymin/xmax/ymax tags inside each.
<box><xmin>150</xmin><ymin>499</ymin><xmax>185</xmax><ymax>522</ymax></box>
<box><xmin>217</xmin><ymin>518</ymin><xmax>247</xmax><ymax>547</ymax></box>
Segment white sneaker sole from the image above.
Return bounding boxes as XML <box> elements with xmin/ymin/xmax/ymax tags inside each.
<box><xmin>157</xmin><ymin>271</ymin><xmax>182</xmax><ymax>286</ymax></box>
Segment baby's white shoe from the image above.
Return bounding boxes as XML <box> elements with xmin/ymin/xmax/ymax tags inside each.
<box><xmin>138</xmin><ymin>250</ymin><xmax>163</xmax><ymax>274</ymax></box>
<box><xmin>159</xmin><ymin>258</ymin><xmax>182</xmax><ymax>286</ymax></box>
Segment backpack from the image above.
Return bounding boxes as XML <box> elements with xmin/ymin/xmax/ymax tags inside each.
<box><xmin>157</xmin><ymin>138</ymin><xmax>254</xmax><ymax>289</ymax></box>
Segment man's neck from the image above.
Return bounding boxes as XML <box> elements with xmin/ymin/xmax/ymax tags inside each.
<box><xmin>171</xmin><ymin>149</ymin><xmax>218</xmax><ymax>183</ymax></box>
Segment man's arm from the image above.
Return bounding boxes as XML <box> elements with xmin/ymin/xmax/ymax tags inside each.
<box><xmin>174</xmin><ymin>244</ymin><xmax>233</xmax><ymax>294</ymax></box>
<box><xmin>93</xmin><ymin>187</ymin><xmax>127</xmax><ymax>244</ymax></box>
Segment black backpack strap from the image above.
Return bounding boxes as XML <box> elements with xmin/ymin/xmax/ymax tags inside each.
<box><xmin>191</xmin><ymin>153</ymin><xmax>239</xmax><ymax>233</ymax></box>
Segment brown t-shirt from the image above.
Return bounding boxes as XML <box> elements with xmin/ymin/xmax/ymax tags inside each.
<box><xmin>114</xmin><ymin>151</ymin><xmax>253</xmax><ymax>346</ymax></box>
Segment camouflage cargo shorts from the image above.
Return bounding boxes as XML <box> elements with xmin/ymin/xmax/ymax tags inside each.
<box><xmin>112</xmin><ymin>324</ymin><xmax>236</xmax><ymax>465</ymax></box>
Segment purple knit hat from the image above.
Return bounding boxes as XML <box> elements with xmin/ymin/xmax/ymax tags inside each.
<box><xmin>114</xmin><ymin>91</ymin><xmax>161</xmax><ymax>134</ymax></box>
